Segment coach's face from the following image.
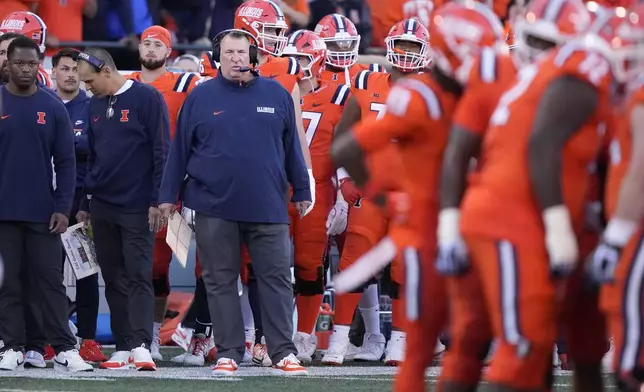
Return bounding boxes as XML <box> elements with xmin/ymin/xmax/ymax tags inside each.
<box><xmin>78</xmin><ymin>61</ymin><xmax>109</xmax><ymax>97</ymax></box>
<box><xmin>220</xmin><ymin>35</ymin><xmax>251</xmax><ymax>80</ymax></box>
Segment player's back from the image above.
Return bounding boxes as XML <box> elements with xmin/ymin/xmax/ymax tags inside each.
<box><xmin>127</xmin><ymin>71</ymin><xmax>199</xmax><ymax>137</ymax></box>
<box><xmin>453</xmin><ymin>46</ymin><xmax>517</xmax><ymax>137</ymax></box>
<box><xmin>320</xmin><ymin>63</ymin><xmax>384</xmax><ymax>85</ymax></box>
<box><xmin>461</xmin><ymin>45</ymin><xmax>614</xmax><ymax>245</ymax></box>
<box><xmin>301</xmin><ymin>81</ymin><xmax>350</xmax><ymax>185</ymax></box>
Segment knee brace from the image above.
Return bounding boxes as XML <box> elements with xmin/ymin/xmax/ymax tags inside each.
<box><xmin>294</xmin><ymin>265</ymin><xmax>325</xmax><ymax>296</ymax></box>
<box><xmin>153</xmin><ymin>276</ymin><xmax>170</xmax><ymax>298</ymax></box>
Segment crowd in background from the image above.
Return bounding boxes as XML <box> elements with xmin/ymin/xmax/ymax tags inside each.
<box><xmin>0</xmin><ymin>0</ymin><xmax>407</xmax><ymax>70</ymax></box>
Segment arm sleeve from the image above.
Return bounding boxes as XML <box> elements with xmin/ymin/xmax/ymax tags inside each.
<box><xmin>52</xmin><ymin>102</ymin><xmax>77</xmax><ymax>216</ymax></box>
<box><xmin>159</xmin><ymin>92</ymin><xmax>195</xmax><ymax>204</ymax></box>
<box><xmin>283</xmin><ymin>91</ymin><xmax>311</xmax><ymax>202</ymax></box>
<box><xmin>146</xmin><ymin>89</ymin><xmax>171</xmax><ymax>207</ymax></box>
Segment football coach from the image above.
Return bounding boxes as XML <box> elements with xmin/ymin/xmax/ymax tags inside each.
<box><xmin>159</xmin><ymin>29</ymin><xmax>311</xmax><ymax>376</ymax></box>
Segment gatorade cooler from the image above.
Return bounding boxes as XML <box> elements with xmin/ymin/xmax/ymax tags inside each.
<box><xmin>315</xmin><ymin>303</ymin><xmax>334</xmax><ymax>350</ymax></box>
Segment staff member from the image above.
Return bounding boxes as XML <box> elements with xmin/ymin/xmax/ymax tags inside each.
<box><xmin>159</xmin><ymin>29</ymin><xmax>311</xmax><ymax>377</ymax></box>
<box><xmin>52</xmin><ymin>47</ymin><xmax>108</xmax><ymax>364</ymax></box>
<box><xmin>75</xmin><ymin>48</ymin><xmax>170</xmax><ymax>371</ymax></box>
<box><xmin>0</xmin><ymin>36</ymin><xmax>92</xmax><ymax>373</ymax></box>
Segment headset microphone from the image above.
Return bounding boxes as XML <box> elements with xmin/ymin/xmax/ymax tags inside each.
<box><xmin>238</xmin><ymin>66</ymin><xmax>251</xmax><ymax>72</ymax></box>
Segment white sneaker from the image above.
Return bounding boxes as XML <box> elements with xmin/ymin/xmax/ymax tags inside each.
<box><xmin>293</xmin><ymin>332</ymin><xmax>317</xmax><ymax>364</ymax></box>
<box><xmin>150</xmin><ymin>335</ymin><xmax>163</xmax><ymax>361</ymax></box>
<box><xmin>0</xmin><ymin>341</ymin><xmax>4</xmax><ymax>350</ymax></box>
<box><xmin>171</xmin><ymin>324</ymin><xmax>194</xmax><ymax>351</ymax></box>
<box><xmin>252</xmin><ymin>336</ymin><xmax>272</xmax><ymax>367</ymax></box>
<box><xmin>384</xmin><ymin>331</ymin><xmax>406</xmax><ymax>366</ymax></box>
<box><xmin>212</xmin><ymin>357</ymin><xmax>238</xmax><ymax>376</ymax></box>
<box><xmin>132</xmin><ymin>345</ymin><xmax>156</xmax><ymax>371</ymax></box>
<box><xmin>170</xmin><ymin>334</ymin><xmax>214</xmax><ymax>367</ymax></box>
<box><xmin>0</xmin><ymin>349</ymin><xmax>25</xmax><ymax>371</ymax></box>
<box><xmin>25</xmin><ymin>350</ymin><xmax>46</xmax><ymax>368</ymax></box>
<box><xmin>344</xmin><ymin>343</ymin><xmax>361</xmax><ymax>361</ymax></box>
<box><xmin>273</xmin><ymin>353</ymin><xmax>308</xmax><ymax>376</ymax></box>
<box><xmin>53</xmin><ymin>349</ymin><xmax>93</xmax><ymax>372</ymax></box>
<box><xmin>321</xmin><ymin>332</ymin><xmax>350</xmax><ymax>365</ymax></box>
<box><xmin>354</xmin><ymin>333</ymin><xmax>386</xmax><ymax>361</ymax></box>
<box><xmin>99</xmin><ymin>350</ymin><xmax>133</xmax><ymax>370</ymax></box>
<box><xmin>603</xmin><ymin>338</ymin><xmax>614</xmax><ymax>372</ymax></box>
<box><xmin>243</xmin><ymin>329</ymin><xmax>255</xmax><ymax>363</ymax></box>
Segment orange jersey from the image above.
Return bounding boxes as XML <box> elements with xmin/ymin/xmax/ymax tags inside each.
<box><xmin>37</xmin><ymin>65</ymin><xmax>53</xmax><ymax>89</ymax></box>
<box><xmin>460</xmin><ymin>46</ymin><xmax>615</xmax><ymax>246</ymax></box>
<box><xmin>453</xmin><ymin>46</ymin><xmax>517</xmax><ymax>136</ymax></box>
<box><xmin>126</xmin><ymin>71</ymin><xmax>200</xmax><ymax>138</ymax></box>
<box><xmin>352</xmin><ymin>72</ymin><xmax>459</xmax><ymax>244</ymax></box>
<box><xmin>605</xmin><ymin>85</ymin><xmax>642</xmax><ymax>218</ymax></box>
<box><xmin>301</xmin><ymin>81</ymin><xmax>351</xmax><ymax>186</ymax></box>
<box><xmin>200</xmin><ymin>52</ymin><xmax>302</xmax><ymax>92</ymax></box>
<box><xmin>368</xmin><ymin>0</ymin><xmax>405</xmax><ymax>47</ymax></box>
<box><xmin>320</xmin><ymin>63</ymin><xmax>386</xmax><ymax>86</ymax></box>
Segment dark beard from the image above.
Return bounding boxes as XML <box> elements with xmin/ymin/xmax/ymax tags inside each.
<box><xmin>1</xmin><ymin>66</ymin><xmax>8</xmax><ymax>84</ymax></box>
<box><xmin>140</xmin><ymin>58</ymin><xmax>165</xmax><ymax>71</ymax></box>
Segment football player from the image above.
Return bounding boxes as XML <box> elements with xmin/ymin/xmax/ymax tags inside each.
<box><xmin>314</xmin><ymin>13</ymin><xmax>384</xmax><ymax>86</ymax></box>
<box><xmin>0</xmin><ymin>11</ymin><xmax>53</xmax><ymax>88</ymax></box>
<box><xmin>331</xmin><ymin>3</ymin><xmax>504</xmax><ymax>390</ymax></box>
<box><xmin>323</xmin><ymin>18</ymin><xmax>435</xmax><ymax>367</ymax></box>
<box><xmin>436</xmin><ymin>0</ymin><xmax>593</xmax><ymax>389</ymax></box>
<box><xmin>587</xmin><ymin>5</ymin><xmax>644</xmax><ymax>392</ymax></box>
<box><xmin>125</xmin><ymin>25</ymin><xmax>202</xmax><ymax>363</ymax></box>
<box><xmin>282</xmin><ymin>29</ymin><xmax>350</xmax><ymax>364</ymax></box>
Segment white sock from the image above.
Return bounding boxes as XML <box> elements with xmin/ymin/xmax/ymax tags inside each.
<box><xmin>359</xmin><ymin>284</ymin><xmax>381</xmax><ymax>335</ymax></box>
<box><xmin>153</xmin><ymin>322</ymin><xmax>162</xmax><ymax>339</ymax></box>
<box><xmin>240</xmin><ymin>284</ymin><xmax>255</xmax><ymax>331</ymax></box>
<box><xmin>332</xmin><ymin>324</ymin><xmax>351</xmax><ymax>338</ymax></box>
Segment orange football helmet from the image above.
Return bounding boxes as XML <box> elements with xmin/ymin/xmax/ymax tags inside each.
<box><xmin>234</xmin><ymin>0</ymin><xmax>288</xmax><ymax>56</ymax></box>
<box><xmin>513</xmin><ymin>0</ymin><xmax>591</xmax><ymax>66</ymax></box>
<box><xmin>385</xmin><ymin>19</ymin><xmax>431</xmax><ymax>71</ymax></box>
<box><xmin>0</xmin><ymin>11</ymin><xmax>47</xmax><ymax>53</ymax></box>
<box><xmin>429</xmin><ymin>1</ymin><xmax>504</xmax><ymax>78</ymax></box>
<box><xmin>282</xmin><ymin>30</ymin><xmax>327</xmax><ymax>80</ymax></box>
<box><xmin>582</xmin><ymin>4</ymin><xmax>644</xmax><ymax>83</ymax></box>
<box><xmin>314</xmin><ymin>14</ymin><xmax>360</xmax><ymax>68</ymax></box>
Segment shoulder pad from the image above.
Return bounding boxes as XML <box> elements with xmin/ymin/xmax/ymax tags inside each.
<box><xmin>173</xmin><ymin>73</ymin><xmax>199</xmax><ymax>92</ymax></box>
<box><xmin>354</xmin><ymin>70</ymin><xmax>372</xmax><ymax>90</ymax></box>
<box><xmin>287</xmin><ymin>57</ymin><xmax>301</xmax><ymax>75</ymax></box>
<box><xmin>369</xmin><ymin>63</ymin><xmax>385</xmax><ymax>73</ymax></box>
<box><xmin>331</xmin><ymin>84</ymin><xmax>351</xmax><ymax>106</ymax></box>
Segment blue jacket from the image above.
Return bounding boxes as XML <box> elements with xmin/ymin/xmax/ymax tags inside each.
<box><xmin>0</xmin><ymin>86</ymin><xmax>76</xmax><ymax>222</ymax></box>
<box><xmin>83</xmin><ymin>81</ymin><xmax>170</xmax><ymax>213</ymax></box>
<box><xmin>64</xmin><ymin>90</ymin><xmax>91</xmax><ymax>188</ymax></box>
<box><xmin>159</xmin><ymin>75</ymin><xmax>311</xmax><ymax>224</ymax></box>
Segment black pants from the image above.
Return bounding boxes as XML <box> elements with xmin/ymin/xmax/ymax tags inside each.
<box><xmin>90</xmin><ymin>200</ymin><xmax>154</xmax><ymax>352</ymax></box>
<box><xmin>0</xmin><ymin>221</ymin><xmax>76</xmax><ymax>353</ymax></box>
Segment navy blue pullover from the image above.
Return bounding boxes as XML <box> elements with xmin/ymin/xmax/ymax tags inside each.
<box><xmin>63</xmin><ymin>90</ymin><xmax>91</xmax><ymax>187</ymax></box>
<box><xmin>0</xmin><ymin>86</ymin><xmax>76</xmax><ymax>222</ymax></box>
<box><xmin>83</xmin><ymin>80</ymin><xmax>170</xmax><ymax>213</ymax></box>
<box><xmin>159</xmin><ymin>75</ymin><xmax>311</xmax><ymax>224</ymax></box>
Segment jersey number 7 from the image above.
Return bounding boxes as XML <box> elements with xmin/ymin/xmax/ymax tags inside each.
<box><xmin>302</xmin><ymin>111</ymin><xmax>322</xmax><ymax>147</ymax></box>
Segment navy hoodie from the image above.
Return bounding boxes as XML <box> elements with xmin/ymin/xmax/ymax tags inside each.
<box><xmin>63</xmin><ymin>90</ymin><xmax>91</xmax><ymax>187</ymax></box>
<box><xmin>82</xmin><ymin>80</ymin><xmax>170</xmax><ymax>213</ymax></box>
<box><xmin>159</xmin><ymin>75</ymin><xmax>311</xmax><ymax>224</ymax></box>
<box><xmin>0</xmin><ymin>86</ymin><xmax>76</xmax><ymax>222</ymax></box>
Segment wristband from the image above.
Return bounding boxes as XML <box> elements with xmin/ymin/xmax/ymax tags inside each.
<box><xmin>604</xmin><ymin>218</ymin><xmax>637</xmax><ymax>247</ymax></box>
<box><xmin>542</xmin><ymin>205</ymin><xmax>574</xmax><ymax>235</ymax></box>
<box><xmin>438</xmin><ymin>208</ymin><xmax>461</xmax><ymax>245</ymax></box>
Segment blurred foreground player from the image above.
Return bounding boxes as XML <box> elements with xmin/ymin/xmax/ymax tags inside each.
<box><xmin>0</xmin><ymin>36</ymin><xmax>92</xmax><ymax>373</ymax></box>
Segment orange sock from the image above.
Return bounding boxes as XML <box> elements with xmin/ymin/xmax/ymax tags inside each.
<box><xmin>392</xmin><ymin>298</ymin><xmax>406</xmax><ymax>331</ymax></box>
<box><xmin>296</xmin><ymin>294</ymin><xmax>323</xmax><ymax>334</ymax></box>
<box><xmin>334</xmin><ymin>293</ymin><xmax>361</xmax><ymax>326</ymax></box>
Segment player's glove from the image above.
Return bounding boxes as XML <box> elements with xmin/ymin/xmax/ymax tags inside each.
<box><xmin>304</xmin><ymin>169</ymin><xmax>316</xmax><ymax>216</ymax></box>
<box><xmin>337</xmin><ymin>168</ymin><xmax>362</xmax><ymax>205</ymax></box>
<box><xmin>435</xmin><ymin>208</ymin><xmax>469</xmax><ymax>276</ymax></box>
<box><xmin>543</xmin><ymin>205</ymin><xmax>579</xmax><ymax>278</ymax></box>
<box><xmin>586</xmin><ymin>218</ymin><xmax>637</xmax><ymax>284</ymax></box>
<box><xmin>326</xmin><ymin>190</ymin><xmax>348</xmax><ymax>236</ymax></box>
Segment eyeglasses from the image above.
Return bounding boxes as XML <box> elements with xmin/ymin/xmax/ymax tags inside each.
<box><xmin>106</xmin><ymin>95</ymin><xmax>117</xmax><ymax>119</ymax></box>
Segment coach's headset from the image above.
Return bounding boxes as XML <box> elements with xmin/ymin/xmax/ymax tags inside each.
<box><xmin>77</xmin><ymin>51</ymin><xmax>105</xmax><ymax>73</ymax></box>
<box><xmin>211</xmin><ymin>28</ymin><xmax>259</xmax><ymax>67</ymax></box>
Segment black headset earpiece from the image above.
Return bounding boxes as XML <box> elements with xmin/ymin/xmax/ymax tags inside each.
<box><xmin>211</xmin><ymin>29</ymin><xmax>259</xmax><ymax>67</ymax></box>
